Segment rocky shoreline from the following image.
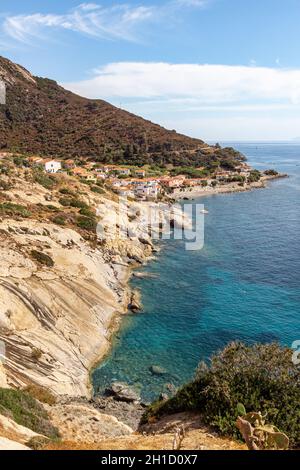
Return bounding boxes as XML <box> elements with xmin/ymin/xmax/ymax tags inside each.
<box><xmin>172</xmin><ymin>173</ymin><xmax>288</xmax><ymax>200</ymax></box>
<box><xmin>0</xmin><ymin>173</ymin><xmax>191</xmax><ymax>399</ymax></box>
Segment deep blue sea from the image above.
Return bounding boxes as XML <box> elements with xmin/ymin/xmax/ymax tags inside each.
<box><xmin>93</xmin><ymin>143</ymin><xmax>300</xmax><ymax>401</ymax></box>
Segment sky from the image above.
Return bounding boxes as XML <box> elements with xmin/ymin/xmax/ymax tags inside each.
<box><xmin>1</xmin><ymin>0</ymin><xmax>300</xmax><ymax>141</ymax></box>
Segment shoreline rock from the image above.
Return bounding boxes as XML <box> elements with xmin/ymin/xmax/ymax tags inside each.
<box><xmin>128</xmin><ymin>290</ymin><xmax>142</xmax><ymax>312</ymax></box>
<box><xmin>105</xmin><ymin>382</ymin><xmax>141</xmax><ymax>404</ymax></box>
<box><xmin>149</xmin><ymin>365</ymin><xmax>167</xmax><ymax>376</ymax></box>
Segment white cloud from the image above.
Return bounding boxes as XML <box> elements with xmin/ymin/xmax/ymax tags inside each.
<box><xmin>63</xmin><ymin>62</ymin><xmax>300</xmax><ymax>141</ymax></box>
<box><xmin>2</xmin><ymin>4</ymin><xmax>155</xmax><ymax>44</ymax></box>
<box><xmin>1</xmin><ymin>1</ymin><xmax>207</xmax><ymax>44</ymax></box>
<box><xmin>64</xmin><ymin>62</ymin><xmax>300</xmax><ymax>106</ymax></box>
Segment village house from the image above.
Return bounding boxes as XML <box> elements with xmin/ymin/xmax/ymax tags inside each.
<box><xmin>235</xmin><ymin>164</ymin><xmax>252</xmax><ymax>175</ymax></box>
<box><xmin>107</xmin><ymin>178</ymin><xmax>125</xmax><ymax>188</ymax></box>
<box><xmin>94</xmin><ymin>172</ymin><xmax>107</xmax><ymax>180</ymax></box>
<box><xmin>134</xmin><ymin>181</ymin><xmax>160</xmax><ymax>200</ymax></box>
<box><xmin>115</xmin><ymin>167</ymin><xmax>131</xmax><ymax>176</ymax></box>
<box><xmin>183</xmin><ymin>179</ymin><xmax>200</xmax><ymax>187</ymax></box>
<box><xmin>184</xmin><ymin>178</ymin><xmax>210</xmax><ymax>187</ymax></box>
<box><xmin>28</xmin><ymin>156</ymin><xmax>44</xmax><ymax>166</ymax></box>
<box><xmin>44</xmin><ymin>159</ymin><xmax>62</xmax><ymax>173</ymax></box>
<box><xmin>115</xmin><ymin>186</ymin><xmax>134</xmax><ymax>198</ymax></box>
<box><xmin>101</xmin><ymin>165</ymin><xmax>114</xmax><ymax>173</ymax></box>
<box><xmin>71</xmin><ymin>167</ymin><xmax>87</xmax><ymax>177</ymax></box>
<box><xmin>64</xmin><ymin>159</ymin><xmax>75</xmax><ymax>169</ymax></box>
<box><xmin>159</xmin><ymin>175</ymin><xmax>186</xmax><ymax>189</ymax></box>
<box><xmin>135</xmin><ymin>169</ymin><xmax>146</xmax><ymax>178</ymax></box>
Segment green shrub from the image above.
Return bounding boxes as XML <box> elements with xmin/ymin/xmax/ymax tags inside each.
<box><xmin>248</xmin><ymin>170</ymin><xmax>261</xmax><ymax>183</ymax></box>
<box><xmin>143</xmin><ymin>342</ymin><xmax>300</xmax><ymax>448</ymax></box>
<box><xmin>79</xmin><ymin>207</ymin><xmax>95</xmax><ymax>217</ymax></box>
<box><xmin>34</xmin><ymin>172</ymin><xmax>56</xmax><ymax>190</ymax></box>
<box><xmin>0</xmin><ymin>202</ymin><xmax>31</xmax><ymax>218</ymax></box>
<box><xmin>264</xmin><ymin>169</ymin><xmax>279</xmax><ymax>176</ymax></box>
<box><xmin>59</xmin><ymin>197</ymin><xmax>88</xmax><ymax>209</ymax></box>
<box><xmin>52</xmin><ymin>215</ymin><xmax>66</xmax><ymax>225</ymax></box>
<box><xmin>91</xmin><ymin>185</ymin><xmax>105</xmax><ymax>194</ymax></box>
<box><xmin>76</xmin><ymin>216</ymin><xmax>97</xmax><ymax>232</ymax></box>
<box><xmin>59</xmin><ymin>187</ymin><xmax>75</xmax><ymax>196</ymax></box>
<box><xmin>46</xmin><ymin>205</ymin><xmax>60</xmax><ymax>212</ymax></box>
<box><xmin>0</xmin><ymin>388</ymin><xmax>59</xmax><ymax>439</ymax></box>
<box><xmin>31</xmin><ymin>250</ymin><xmax>54</xmax><ymax>267</ymax></box>
<box><xmin>59</xmin><ymin>197</ymin><xmax>72</xmax><ymax>207</ymax></box>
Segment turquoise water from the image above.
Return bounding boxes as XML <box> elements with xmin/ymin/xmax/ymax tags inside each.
<box><xmin>93</xmin><ymin>143</ymin><xmax>300</xmax><ymax>401</ymax></box>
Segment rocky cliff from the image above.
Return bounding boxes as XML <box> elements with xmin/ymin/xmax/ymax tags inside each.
<box><xmin>0</xmin><ymin>163</ymin><xmax>187</xmax><ymax>397</ymax></box>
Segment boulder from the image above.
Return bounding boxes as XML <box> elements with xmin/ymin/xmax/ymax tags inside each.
<box><xmin>159</xmin><ymin>393</ymin><xmax>169</xmax><ymax>401</ymax></box>
<box><xmin>107</xmin><ymin>382</ymin><xmax>141</xmax><ymax>404</ymax></box>
<box><xmin>48</xmin><ymin>404</ymin><xmax>133</xmax><ymax>443</ymax></box>
<box><xmin>149</xmin><ymin>365</ymin><xmax>167</xmax><ymax>376</ymax></box>
<box><xmin>128</xmin><ymin>291</ymin><xmax>142</xmax><ymax>312</ymax></box>
<box><xmin>138</xmin><ymin>237</ymin><xmax>153</xmax><ymax>248</ymax></box>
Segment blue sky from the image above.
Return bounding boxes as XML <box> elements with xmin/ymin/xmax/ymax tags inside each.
<box><xmin>1</xmin><ymin>0</ymin><xmax>300</xmax><ymax>141</ymax></box>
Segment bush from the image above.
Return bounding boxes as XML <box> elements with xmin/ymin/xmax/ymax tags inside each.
<box><xmin>46</xmin><ymin>205</ymin><xmax>60</xmax><ymax>212</ymax></box>
<box><xmin>31</xmin><ymin>250</ymin><xmax>54</xmax><ymax>267</ymax></box>
<box><xmin>143</xmin><ymin>342</ymin><xmax>300</xmax><ymax>448</ymax></box>
<box><xmin>91</xmin><ymin>185</ymin><xmax>105</xmax><ymax>194</ymax></box>
<box><xmin>76</xmin><ymin>216</ymin><xmax>97</xmax><ymax>232</ymax></box>
<box><xmin>59</xmin><ymin>197</ymin><xmax>88</xmax><ymax>209</ymax></box>
<box><xmin>264</xmin><ymin>169</ymin><xmax>279</xmax><ymax>176</ymax></box>
<box><xmin>52</xmin><ymin>215</ymin><xmax>66</xmax><ymax>225</ymax></box>
<box><xmin>79</xmin><ymin>207</ymin><xmax>95</xmax><ymax>217</ymax></box>
<box><xmin>0</xmin><ymin>202</ymin><xmax>31</xmax><ymax>218</ymax></box>
<box><xmin>24</xmin><ymin>385</ymin><xmax>56</xmax><ymax>406</ymax></box>
<box><xmin>34</xmin><ymin>172</ymin><xmax>56</xmax><ymax>190</ymax></box>
<box><xmin>59</xmin><ymin>187</ymin><xmax>75</xmax><ymax>196</ymax></box>
<box><xmin>248</xmin><ymin>170</ymin><xmax>261</xmax><ymax>183</ymax></box>
<box><xmin>0</xmin><ymin>388</ymin><xmax>59</xmax><ymax>439</ymax></box>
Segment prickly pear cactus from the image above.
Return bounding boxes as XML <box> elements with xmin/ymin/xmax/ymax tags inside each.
<box><xmin>236</xmin><ymin>405</ymin><xmax>289</xmax><ymax>450</ymax></box>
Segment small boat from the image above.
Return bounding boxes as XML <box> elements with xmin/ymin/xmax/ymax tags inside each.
<box><xmin>200</xmin><ymin>209</ymin><xmax>209</xmax><ymax>214</ymax></box>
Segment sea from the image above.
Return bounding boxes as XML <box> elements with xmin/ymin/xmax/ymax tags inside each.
<box><xmin>93</xmin><ymin>142</ymin><xmax>300</xmax><ymax>402</ymax></box>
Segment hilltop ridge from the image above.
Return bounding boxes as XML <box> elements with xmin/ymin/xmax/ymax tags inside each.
<box><xmin>0</xmin><ymin>56</ymin><xmax>245</xmax><ymax>168</ymax></box>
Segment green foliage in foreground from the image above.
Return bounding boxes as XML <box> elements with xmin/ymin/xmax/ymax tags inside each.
<box><xmin>33</xmin><ymin>171</ymin><xmax>56</xmax><ymax>190</ymax></box>
<box><xmin>76</xmin><ymin>215</ymin><xmax>97</xmax><ymax>231</ymax></box>
<box><xmin>0</xmin><ymin>202</ymin><xmax>31</xmax><ymax>218</ymax></box>
<box><xmin>0</xmin><ymin>388</ymin><xmax>59</xmax><ymax>439</ymax></box>
<box><xmin>248</xmin><ymin>170</ymin><xmax>261</xmax><ymax>183</ymax></box>
<box><xmin>143</xmin><ymin>342</ymin><xmax>300</xmax><ymax>448</ymax></box>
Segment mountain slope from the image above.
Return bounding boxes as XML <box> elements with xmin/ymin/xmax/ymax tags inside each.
<box><xmin>0</xmin><ymin>56</ymin><xmax>209</xmax><ymax>164</ymax></box>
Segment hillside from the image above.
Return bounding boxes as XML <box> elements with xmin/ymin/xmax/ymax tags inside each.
<box><xmin>0</xmin><ymin>56</ymin><xmax>244</xmax><ymax>167</ymax></box>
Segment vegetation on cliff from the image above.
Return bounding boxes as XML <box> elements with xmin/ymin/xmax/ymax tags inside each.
<box><xmin>143</xmin><ymin>342</ymin><xmax>300</xmax><ymax>448</ymax></box>
<box><xmin>0</xmin><ymin>388</ymin><xmax>59</xmax><ymax>439</ymax></box>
